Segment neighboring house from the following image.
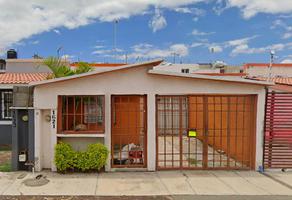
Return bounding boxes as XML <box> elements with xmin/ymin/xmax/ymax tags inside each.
<box><xmin>5</xmin><ymin>59</ymin><xmax>52</xmax><ymax>73</ymax></box>
<box><xmin>244</xmin><ymin>63</ymin><xmax>292</xmax><ymax>77</ymax></box>
<box><xmin>0</xmin><ymin>49</ymin><xmax>51</xmax><ymax>147</ymax></box>
<box><xmin>244</xmin><ymin>63</ymin><xmax>292</xmax><ymax>170</ymax></box>
<box><xmin>0</xmin><ymin>72</ymin><xmax>48</xmax><ymax>146</ymax></box>
<box><xmin>244</xmin><ymin>63</ymin><xmax>292</xmax><ymax>92</ymax></box>
<box><xmin>154</xmin><ymin>63</ymin><xmax>201</xmax><ymax>73</ymax></box>
<box><xmin>155</xmin><ymin>62</ymin><xmax>242</xmax><ymax>74</ymax></box>
<box><xmin>29</xmin><ymin>59</ymin><xmax>271</xmax><ymax>172</ymax></box>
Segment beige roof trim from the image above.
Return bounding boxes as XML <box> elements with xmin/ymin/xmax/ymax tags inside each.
<box><xmin>30</xmin><ymin>59</ymin><xmax>163</xmax><ymax>86</ymax></box>
<box><xmin>148</xmin><ymin>69</ymin><xmax>274</xmax><ymax>86</ymax></box>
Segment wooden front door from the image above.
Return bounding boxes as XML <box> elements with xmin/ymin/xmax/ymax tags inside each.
<box><xmin>111</xmin><ymin>95</ymin><xmax>147</xmax><ymax>168</ymax></box>
<box><xmin>156</xmin><ymin>95</ymin><xmax>256</xmax><ymax>170</ymax></box>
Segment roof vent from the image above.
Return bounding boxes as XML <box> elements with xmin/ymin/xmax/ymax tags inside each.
<box><xmin>7</xmin><ymin>49</ymin><xmax>17</xmax><ymax>59</ymax></box>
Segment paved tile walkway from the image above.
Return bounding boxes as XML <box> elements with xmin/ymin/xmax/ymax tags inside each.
<box><xmin>0</xmin><ymin>171</ymin><xmax>292</xmax><ymax>196</ymax></box>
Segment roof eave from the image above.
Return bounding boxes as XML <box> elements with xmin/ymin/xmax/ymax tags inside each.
<box><xmin>148</xmin><ymin>69</ymin><xmax>274</xmax><ymax>86</ymax></box>
<box><xmin>29</xmin><ymin>59</ymin><xmax>163</xmax><ymax>86</ymax></box>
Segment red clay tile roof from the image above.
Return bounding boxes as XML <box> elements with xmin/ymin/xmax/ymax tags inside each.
<box><xmin>254</xmin><ymin>77</ymin><xmax>292</xmax><ymax>86</ymax></box>
<box><xmin>247</xmin><ymin>76</ymin><xmax>292</xmax><ymax>92</ymax></box>
<box><xmin>270</xmin><ymin>84</ymin><xmax>292</xmax><ymax>92</ymax></box>
<box><xmin>0</xmin><ymin>73</ymin><xmax>49</xmax><ymax>84</ymax></box>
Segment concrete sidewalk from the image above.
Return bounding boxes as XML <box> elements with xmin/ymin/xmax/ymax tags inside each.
<box><xmin>1</xmin><ymin>171</ymin><xmax>292</xmax><ymax>196</ymax></box>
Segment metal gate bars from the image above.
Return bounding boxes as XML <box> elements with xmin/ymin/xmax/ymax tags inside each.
<box><xmin>156</xmin><ymin>95</ymin><xmax>256</xmax><ymax>170</ymax></box>
<box><xmin>111</xmin><ymin>95</ymin><xmax>147</xmax><ymax>168</ymax></box>
<box><xmin>264</xmin><ymin>92</ymin><xmax>292</xmax><ymax>169</ymax></box>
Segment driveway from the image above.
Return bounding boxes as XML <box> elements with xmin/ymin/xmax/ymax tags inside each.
<box><xmin>0</xmin><ymin>170</ymin><xmax>292</xmax><ymax>196</ymax></box>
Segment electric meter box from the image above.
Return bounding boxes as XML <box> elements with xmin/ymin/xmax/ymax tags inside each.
<box><xmin>18</xmin><ymin>151</ymin><xmax>27</xmax><ymax>162</ymax></box>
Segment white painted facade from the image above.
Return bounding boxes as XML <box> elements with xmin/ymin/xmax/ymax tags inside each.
<box><xmin>32</xmin><ymin>62</ymin><xmax>269</xmax><ymax>172</ymax></box>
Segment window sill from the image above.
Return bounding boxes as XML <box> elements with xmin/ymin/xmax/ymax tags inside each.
<box><xmin>61</xmin><ymin>130</ymin><xmax>104</xmax><ymax>134</ymax></box>
<box><xmin>57</xmin><ymin>133</ymin><xmax>105</xmax><ymax>138</ymax></box>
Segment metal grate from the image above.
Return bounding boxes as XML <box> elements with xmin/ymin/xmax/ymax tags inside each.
<box><xmin>156</xmin><ymin>95</ymin><xmax>256</xmax><ymax>170</ymax></box>
<box><xmin>1</xmin><ymin>90</ymin><xmax>13</xmax><ymax>120</ymax></box>
<box><xmin>58</xmin><ymin>95</ymin><xmax>105</xmax><ymax>133</ymax></box>
<box><xmin>264</xmin><ymin>92</ymin><xmax>292</xmax><ymax>169</ymax></box>
<box><xmin>111</xmin><ymin>95</ymin><xmax>147</xmax><ymax>168</ymax></box>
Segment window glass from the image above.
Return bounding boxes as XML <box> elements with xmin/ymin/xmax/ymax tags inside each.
<box><xmin>59</xmin><ymin>95</ymin><xmax>104</xmax><ymax>133</ymax></box>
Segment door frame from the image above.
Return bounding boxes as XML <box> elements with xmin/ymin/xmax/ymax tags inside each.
<box><xmin>110</xmin><ymin>94</ymin><xmax>148</xmax><ymax>168</ymax></box>
<box><xmin>155</xmin><ymin>94</ymin><xmax>257</xmax><ymax>170</ymax></box>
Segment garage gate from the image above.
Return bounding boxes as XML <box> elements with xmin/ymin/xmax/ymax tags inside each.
<box><xmin>156</xmin><ymin>95</ymin><xmax>256</xmax><ymax>170</ymax></box>
<box><xmin>264</xmin><ymin>92</ymin><xmax>292</xmax><ymax>169</ymax></box>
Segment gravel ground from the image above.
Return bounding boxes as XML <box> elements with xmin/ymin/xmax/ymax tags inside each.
<box><xmin>0</xmin><ymin>151</ymin><xmax>11</xmax><ymax>165</ymax></box>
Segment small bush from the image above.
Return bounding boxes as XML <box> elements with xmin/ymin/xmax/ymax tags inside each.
<box><xmin>87</xmin><ymin>143</ymin><xmax>109</xmax><ymax>171</ymax></box>
<box><xmin>54</xmin><ymin>142</ymin><xmax>109</xmax><ymax>173</ymax></box>
<box><xmin>54</xmin><ymin>142</ymin><xmax>75</xmax><ymax>173</ymax></box>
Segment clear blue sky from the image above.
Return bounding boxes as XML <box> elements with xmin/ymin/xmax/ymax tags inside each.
<box><xmin>0</xmin><ymin>1</ymin><xmax>292</xmax><ymax>65</ymax></box>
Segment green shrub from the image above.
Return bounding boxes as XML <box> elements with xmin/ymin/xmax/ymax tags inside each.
<box><xmin>87</xmin><ymin>143</ymin><xmax>109</xmax><ymax>171</ymax></box>
<box><xmin>54</xmin><ymin>142</ymin><xmax>75</xmax><ymax>173</ymax></box>
<box><xmin>54</xmin><ymin>142</ymin><xmax>109</xmax><ymax>173</ymax></box>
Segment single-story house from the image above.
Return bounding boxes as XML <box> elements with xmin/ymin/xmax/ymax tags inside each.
<box><xmin>244</xmin><ymin>76</ymin><xmax>292</xmax><ymax>170</ymax></box>
<box><xmin>30</xmin><ymin>60</ymin><xmax>272</xmax><ymax>172</ymax></box>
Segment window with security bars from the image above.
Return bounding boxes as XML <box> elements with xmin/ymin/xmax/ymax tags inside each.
<box><xmin>1</xmin><ymin>91</ymin><xmax>13</xmax><ymax>120</ymax></box>
<box><xmin>58</xmin><ymin>95</ymin><xmax>105</xmax><ymax>134</ymax></box>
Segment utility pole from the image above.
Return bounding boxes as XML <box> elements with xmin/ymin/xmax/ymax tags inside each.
<box><xmin>268</xmin><ymin>50</ymin><xmax>275</xmax><ymax>81</ymax></box>
<box><xmin>113</xmin><ymin>19</ymin><xmax>119</xmax><ymax>62</ymax></box>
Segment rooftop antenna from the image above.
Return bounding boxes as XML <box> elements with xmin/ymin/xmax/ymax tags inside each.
<box><xmin>210</xmin><ymin>47</ymin><xmax>215</xmax><ymax>66</ymax></box>
<box><xmin>171</xmin><ymin>52</ymin><xmax>179</xmax><ymax>64</ymax></box>
<box><xmin>113</xmin><ymin>19</ymin><xmax>119</xmax><ymax>62</ymax></box>
<box><xmin>268</xmin><ymin>50</ymin><xmax>275</xmax><ymax>81</ymax></box>
<box><xmin>136</xmin><ymin>56</ymin><xmax>140</xmax><ymax>63</ymax></box>
<box><xmin>57</xmin><ymin>46</ymin><xmax>63</xmax><ymax>58</ymax></box>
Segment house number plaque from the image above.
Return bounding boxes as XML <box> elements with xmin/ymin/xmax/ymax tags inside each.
<box><xmin>51</xmin><ymin>110</ymin><xmax>56</xmax><ymax>129</ymax></box>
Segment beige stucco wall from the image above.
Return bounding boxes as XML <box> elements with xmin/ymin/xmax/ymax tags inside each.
<box><xmin>33</xmin><ymin>66</ymin><xmax>266</xmax><ymax>172</ymax></box>
<box><xmin>246</xmin><ymin>66</ymin><xmax>292</xmax><ymax>77</ymax></box>
<box><xmin>6</xmin><ymin>59</ymin><xmax>52</xmax><ymax>73</ymax></box>
<box><xmin>59</xmin><ymin>138</ymin><xmax>104</xmax><ymax>151</ymax></box>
